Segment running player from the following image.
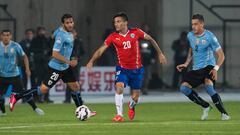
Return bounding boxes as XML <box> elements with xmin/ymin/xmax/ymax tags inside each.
<box><xmin>86</xmin><ymin>12</ymin><xmax>167</xmax><ymax>122</ymax></box>
<box><xmin>0</xmin><ymin>29</ymin><xmax>44</xmax><ymax>115</ymax></box>
<box><xmin>9</xmin><ymin>14</ymin><xmax>96</xmax><ymax>117</ymax></box>
<box><xmin>177</xmin><ymin>14</ymin><xmax>230</xmax><ymax>120</ymax></box>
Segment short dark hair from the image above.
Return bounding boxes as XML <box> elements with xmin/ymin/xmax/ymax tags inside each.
<box><xmin>192</xmin><ymin>14</ymin><xmax>204</xmax><ymax>22</ymax></box>
<box><xmin>61</xmin><ymin>13</ymin><xmax>73</xmax><ymax>23</ymax></box>
<box><xmin>1</xmin><ymin>29</ymin><xmax>11</xmax><ymax>34</ymax></box>
<box><xmin>113</xmin><ymin>12</ymin><xmax>128</xmax><ymax>22</ymax></box>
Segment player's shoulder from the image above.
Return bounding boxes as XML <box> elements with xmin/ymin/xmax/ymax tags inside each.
<box><xmin>204</xmin><ymin>29</ymin><xmax>215</xmax><ymax>37</ymax></box>
<box><xmin>187</xmin><ymin>31</ymin><xmax>194</xmax><ymax>38</ymax></box>
<box><xmin>11</xmin><ymin>41</ymin><xmax>21</xmax><ymax>47</ymax></box>
<box><xmin>129</xmin><ymin>27</ymin><xmax>142</xmax><ymax>32</ymax></box>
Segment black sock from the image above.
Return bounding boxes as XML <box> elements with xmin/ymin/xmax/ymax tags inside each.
<box><xmin>15</xmin><ymin>88</ymin><xmax>38</xmax><ymax>100</ymax></box>
<box><xmin>0</xmin><ymin>97</ymin><xmax>6</xmax><ymax>113</ymax></box>
<box><xmin>71</xmin><ymin>91</ymin><xmax>83</xmax><ymax>107</ymax></box>
<box><xmin>23</xmin><ymin>95</ymin><xmax>37</xmax><ymax>110</ymax></box>
<box><xmin>188</xmin><ymin>90</ymin><xmax>209</xmax><ymax>108</ymax></box>
<box><xmin>211</xmin><ymin>93</ymin><xmax>228</xmax><ymax>114</ymax></box>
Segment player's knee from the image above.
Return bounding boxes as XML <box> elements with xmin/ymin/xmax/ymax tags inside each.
<box><xmin>40</xmin><ymin>84</ymin><xmax>49</xmax><ymax>94</ymax></box>
<box><xmin>204</xmin><ymin>84</ymin><xmax>216</xmax><ymax>96</ymax></box>
<box><xmin>115</xmin><ymin>83</ymin><xmax>124</xmax><ymax>94</ymax></box>
<box><xmin>68</xmin><ymin>82</ymin><xmax>80</xmax><ymax>91</ymax></box>
<box><xmin>180</xmin><ymin>84</ymin><xmax>192</xmax><ymax>96</ymax></box>
<box><xmin>204</xmin><ymin>78</ymin><xmax>213</xmax><ymax>85</ymax></box>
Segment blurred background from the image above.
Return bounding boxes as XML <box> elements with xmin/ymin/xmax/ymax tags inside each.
<box><xmin>0</xmin><ymin>0</ymin><xmax>240</xmax><ymax>103</ymax></box>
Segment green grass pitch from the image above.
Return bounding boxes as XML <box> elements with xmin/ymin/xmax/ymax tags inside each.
<box><xmin>0</xmin><ymin>102</ymin><xmax>239</xmax><ymax>135</ymax></box>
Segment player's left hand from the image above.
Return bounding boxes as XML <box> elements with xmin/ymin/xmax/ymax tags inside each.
<box><xmin>25</xmin><ymin>69</ymin><xmax>31</xmax><ymax>77</ymax></box>
<box><xmin>209</xmin><ymin>69</ymin><xmax>218</xmax><ymax>80</ymax></box>
<box><xmin>158</xmin><ymin>53</ymin><xmax>167</xmax><ymax>64</ymax></box>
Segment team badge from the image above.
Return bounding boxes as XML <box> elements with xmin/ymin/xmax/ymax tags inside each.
<box><xmin>130</xmin><ymin>33</ymin><xmax>135</xmax><ymax>38</ymax></box>
<box><xmin>202</xmin><ymin>39</ymin><xmax>206</xmax><ymax>45</ymax></box>
<box><xmin>56</xmin><ymin>37</ymin><xmax>62</xmax><ymax>44</ymax></box>
<box><xmin>10</xmin><ymin>48</ymin><xmax>15</xmax><ymax>53</ymax></box>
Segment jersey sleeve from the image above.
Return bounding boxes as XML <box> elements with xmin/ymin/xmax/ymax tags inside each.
<box><xmin>53</xmin><ymin>33</ymin><xmax>64</xmax><ymax>52</ymax></box>
<box><xmin>136</xmin><ymin>28</ymin><xmax>145</xmax><ymax>39</ymax></box>
<box><xmin>16</xmin><ymin>44</ymin><xmax>25</xmax><ymax>56</ymax></box>
<box><xmin>210</xmin><ymin>33</ymin><xmax>221</xmax><ymax>52</ymax></box>
<box><xmin>104</xmin><ymin>34</ymin><xmax>113</xmax><ymax>47</ymax></box>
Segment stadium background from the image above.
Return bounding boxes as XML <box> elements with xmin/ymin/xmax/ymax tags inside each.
<box><xmin>0</xmin><ymin>0</ymin><xmax>240</xmax><ymax>99</ymax></box>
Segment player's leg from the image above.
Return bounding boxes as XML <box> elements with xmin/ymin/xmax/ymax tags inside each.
<box><xmin>112</xmin><ymin>67</ymin><xmax>127</xmax><ymax>122</ymax></box>
<box><xmin>128</xmin><ymin>67</ymin><xmax>144</xmax><ymax>121</ymax></box>
<box><xmin>63</xmin><ymin>68</ymin><xmax>96</xmax><ymax>117</ymax></box>
<box><xmin>9</xmin><ymin>76</ymin><xmax>44</xmax><ymax>115</ymax></box>
<box><xmin>204</xmin><ymin>78</ymin><xmax>230</xmax><ymax>120</ymax></box>
<box><xmin>66</xmin><ymin>82</ymin><xmax>83</xmax><ymax>107</ymax></box>
<box><xmin>180</xmin><ymin>82</ymin><xmax>212</xmax><ymax>120</ymax></box>
<box><xmin>0</xmin><ymin>78</ymin><xmax>8</xmax><ymax>115</ymax></box>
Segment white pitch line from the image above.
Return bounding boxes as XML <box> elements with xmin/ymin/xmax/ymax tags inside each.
<box><xmin>0</xmin><ymin>121</ymin><xmax>239</xmax><ymax>130</ymax></box>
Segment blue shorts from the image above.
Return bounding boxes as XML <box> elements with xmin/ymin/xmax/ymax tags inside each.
<box><xmin>115</xmin><ymin>66</ymin><xmax>144</xmax><ymax>90</ymax></box>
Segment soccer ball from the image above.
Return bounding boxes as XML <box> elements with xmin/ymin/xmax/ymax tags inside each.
<box><xmin>75</xmin><ymin>105</ymin><xmax>91</xmax><ymax>121</ymax></box>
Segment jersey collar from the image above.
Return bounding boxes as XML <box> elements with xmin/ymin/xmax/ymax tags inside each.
<box><xmin>195</xmin><ymin>29</ymin><xmax>206</xmax><ymax>37</ymax></box>
<box><xmin>119</xmin><ymin>30</ymin><xmax>129</xmax><ymax>37</ymax></box>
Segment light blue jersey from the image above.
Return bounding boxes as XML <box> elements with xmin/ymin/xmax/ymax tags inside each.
<box><xmin>48</xmin><ymin>28</ymin><xmax>74</xmax><ymax>71</ymax></box>
<box><xmin>0</xmin><ymin>41</ymin><xmax>25</xmax><ymax>77</ymax></box>
<box><xmin>187</xmin><ymin>30</ymin><xmax>221</xmax><ymax>70</ymax></box>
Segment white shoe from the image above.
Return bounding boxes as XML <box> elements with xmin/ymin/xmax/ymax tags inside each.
<box><xmin>201</xmin><ymin>106</ymin><xmax>212</xmax><ymax>120</ymax></box>
<box><xmin>221</xmin><ymin>113</ymin><xmax>230</xmax><ymax>120</ymax></box>
<box><xmin>35</xmin><ymin>108</ymin><xmax>45</xmax><ymax>115</ymax></box>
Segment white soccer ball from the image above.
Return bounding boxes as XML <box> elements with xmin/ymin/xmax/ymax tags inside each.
<box><xmin>75</xmin><ymin>105</ymin><xmax>91</xmax><ymax>121</ymax></box>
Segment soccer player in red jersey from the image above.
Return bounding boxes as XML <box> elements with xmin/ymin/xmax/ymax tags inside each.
<box><xmin>86</xmin><ymin>12</ymin><xmax>167</xmax><ymax>122</ymax></box>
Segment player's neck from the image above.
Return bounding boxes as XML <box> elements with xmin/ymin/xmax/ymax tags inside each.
<box><xmin>119</xmin><ymin>28</ymin><xmax>128</xmax><ymax>35</ymax></box>
<box><xmin>195</xmin><ymin>29</ymin><xmax>205</xmax><ymax>36</ymax></box>
<box><xmin>2</xmin><ymin>41</ymin><xmax>10</xmax><ymax>46</ymax></box>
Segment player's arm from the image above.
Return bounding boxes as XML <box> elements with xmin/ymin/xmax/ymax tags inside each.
<box><xmin>22</xmin><ymin>55</ymin><xmax>31</xmax><ymax>77</ymax></box>
<box><xmin>209</xmin><ymin>48</ymin><xmax>225</xmax><ymax>80</ymax></box>
<box><xmin>86</xmin><ymin>44</ymin><xmax>108</xmax><ymax>69</ymax></box>
<box><xmin>176</xmin><ymin>48</ymin><xmax>192</xmax><ymax>72</ymax></box>
<box><xmin>144</xmin><ymin>34</ymin><xmax>167</xmax><ymax>64</ymax></box>
<box><xmin>52</xmin><ymin>51</ymin><xmax>77</xmax><ymax>67</ymax></box>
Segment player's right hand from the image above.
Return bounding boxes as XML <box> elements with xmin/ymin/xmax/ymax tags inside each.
<box><xmin>176</xmin><ymin>64</ymin><xmax>187</xmax><ymax>72</ymax></box>
<box><xmin>68</xmin><ymin>60</ymin><xmax>78</xmax><ymax>67</ymax></box>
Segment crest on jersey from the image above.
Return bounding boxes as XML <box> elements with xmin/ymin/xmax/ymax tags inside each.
<box><xmin>56</xmin><ymin>37</ymin><xmax>62</xmax><ymax>44</ymax></box>
<box><xmin>130</xmin><ymin>33</ymin><xmax>135</xmax><ymax>38</ymax></box>
<box><xmin>202</xmin><ymin>39</ymin><xmax>206</xmax><ymax>45</ymax></box>
<box><xmin>10</xmin><ymin>48</ymin><xmax>15</xmax><ymax>53</ymax></box>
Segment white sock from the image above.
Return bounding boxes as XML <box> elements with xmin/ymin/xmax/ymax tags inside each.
<box><xmin>129</xmin><ymin>97</ymin><xmax>139</xmax><ymax>109</ymax></box>
<box><xmin>115</xmin><ymin>93</ymin><xmax>123</xmax><ymax>116</ymax></box>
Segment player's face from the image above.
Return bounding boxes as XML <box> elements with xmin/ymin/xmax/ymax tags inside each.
<box><xmin>192</xmin><ymin>19</ymin><xmax>204</xmax><ymax>34</ymax></box>
<box><xmin>114</xmin><ymin>17</ymin><xmax>127</xmax><ymax>32</ymax></box>
<box><xmin>63</xmin><ymin>18</ymin><xmax>74</xmax><ymax>32</ymax></box>
<box><xmin>1</xmin><ymin>32</ymin><xmax>12</xmax><ymax>45</ymax></box>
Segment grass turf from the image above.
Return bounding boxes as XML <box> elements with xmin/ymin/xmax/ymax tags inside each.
<box><xmin>0</xmin><ymin>102</ymin><xmax>239</xmax><ymax>135</ymax></box>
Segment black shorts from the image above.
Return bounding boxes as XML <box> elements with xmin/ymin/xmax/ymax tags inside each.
<box><xmin>182</xmin><ymin>65</ymin><xmax>215</xmax><ymax>88</ymax></box>
<box><xmin>0</xmin><ymin>76</ymin><xmax>24</xmax><ymax>95</ymax></box>
<box><xmin>43</xmin><ymin>66</ymin><xmax>77</xmax><ymax>88</ymax></box>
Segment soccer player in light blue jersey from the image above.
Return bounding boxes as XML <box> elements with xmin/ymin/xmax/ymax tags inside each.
<box><xmin>0</xmin><ymin>29</ymin><xmax>44</xmax><ymax>116</ymax></box>
<box><xmin>9</xmin><ymin>14</ymin><xmax>96</xmax><ymax>117</ymax></box>
<box><xmin>177</xmin><ymin>14</ymin><xmax>230</xmax><ymax>120</ymax></box>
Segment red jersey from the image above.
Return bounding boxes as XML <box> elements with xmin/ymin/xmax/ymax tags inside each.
<box><xmin>104</xmin><ymin>28</ymin><xmax>145</xmax><ymax>69</ymax></box>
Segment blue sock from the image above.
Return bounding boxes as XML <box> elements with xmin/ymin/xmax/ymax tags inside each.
<box><xmin>204</xmin><ymin>85</ymin><xmax>216</xmax><ymax>96</ymax></box>
<box><xmin>180</xmin><ymin>85</ymin><xmax>192</xmax><ymax>96</ymax></box>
